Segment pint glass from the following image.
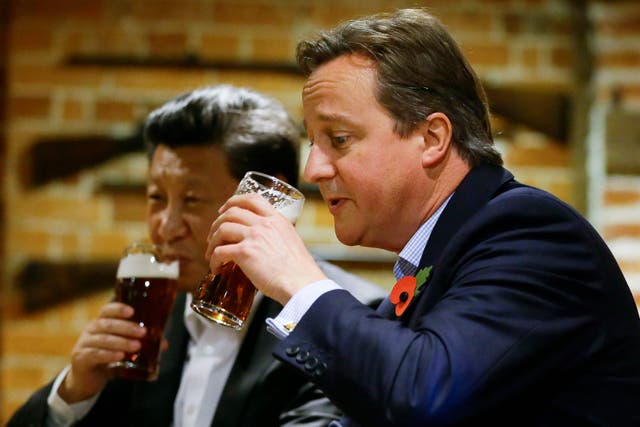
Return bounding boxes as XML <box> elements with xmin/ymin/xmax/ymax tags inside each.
<box><xmin>191</xmin><ymin>171</ymin><xmax>305</xmax><ymax>330</ymax></box>
<box><xmin>108</xmin><ymin>243</ymin><xmax>179</xmax><ymax>381</ymax></box>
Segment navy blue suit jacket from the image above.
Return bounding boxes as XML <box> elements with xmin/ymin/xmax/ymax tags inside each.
<box><xmin>274</xmin><ymin>165</ymin><xmax>640</xmax><ymax>426</ymax></box>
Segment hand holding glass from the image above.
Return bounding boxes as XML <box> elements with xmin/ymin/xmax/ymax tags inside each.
<box><xmin>107</xmin><ymin>243</ymin><xmax>179</xmax><ymax>381</ymax></box>
<box><xmin>191</xmin><ymin>171</ymin><xmax>305</xmax><ymax>330</ymax></box>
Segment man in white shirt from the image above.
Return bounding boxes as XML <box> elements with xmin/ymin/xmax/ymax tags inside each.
<box><xmin>7</xmin><ymin>85</ymin><xmax>384</xmax><ymax>427</ymax></box>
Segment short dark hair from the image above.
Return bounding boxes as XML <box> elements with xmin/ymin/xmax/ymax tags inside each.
<box><xmin>143</xmin><ymin>85</ymin><xmax>301</xmax><ymax>186</ymax></box>
<box><xmin>296</xmin><ymin>8</ymin><xmax>502</xmax><ymax>167</ymax></box>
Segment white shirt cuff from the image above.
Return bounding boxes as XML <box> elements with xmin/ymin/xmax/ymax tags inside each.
<box><xmin>266</xmin><ymin>279</ymin><xmax>341</xmax><ymax>339</ymax></box>
<box><xmin>47</xmin><ymin>366</ymin><xmax>101</xmax><ymax>427</ymax></box>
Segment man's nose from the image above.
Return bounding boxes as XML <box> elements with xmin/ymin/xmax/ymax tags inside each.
<box><xmin>158</xmin><ymin>204</ymin><xmax>188</xmax><ymax>243</ymax></box>
<box><xmin>303</xmin><ymin>144</ymin><xmax>335</xmax><ymax>184</ymax></box>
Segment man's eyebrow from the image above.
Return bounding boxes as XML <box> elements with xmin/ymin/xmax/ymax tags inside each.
<box><xmin>305</xmin><ymin>113</ymin><xmax>358</xmax><ymax>127</ymax></box>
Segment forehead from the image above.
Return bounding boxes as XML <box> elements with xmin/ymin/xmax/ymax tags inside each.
<box><xmin>302</xmin><ymin>54</ymin><xmax>391</xmax><ymax>128</ymax></box>
<box><xmin>149</xmin><ymin>144</ymin><xmax>231</xmax><ymax>184</ymax></box>
<box><xmin>304</xmin><ymin>55</ymin><xmax>376</xmax><ymax>98</ymax></box>
<box><xmin>303</xmin><ymin>55</ymin><xmax>379</xmax><ymax>111</ymax></box>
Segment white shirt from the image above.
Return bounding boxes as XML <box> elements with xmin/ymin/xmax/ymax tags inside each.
<box><xmin>173</xmin><ymin>292</ymin><xmax>258</xmax><ymax>427</ymax></box>
<box><xmin>47</xmin><ymin>293</ymin><xmax>261</xmax><ymax>427</ymax></box>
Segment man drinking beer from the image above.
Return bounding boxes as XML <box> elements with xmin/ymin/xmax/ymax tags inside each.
<box><xmin>8</xmin><ymin>85</ymin><xmax>384</xmax><ymax>427</ymax></box>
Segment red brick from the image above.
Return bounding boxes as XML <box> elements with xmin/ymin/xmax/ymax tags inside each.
<box><xmin>443</xmin><ymin>12</ymin><xmax>494</xmax><ymax>33</ymax></box>
<box><xmin>3</xmin><ymin>330</ymin><xmax>77</xmax><ymax>356</ymax></box>
<box><xmin>95</xmin><ymin>100</ymin><xmax>136</xmax><ymax>122</ymax></box>
<box><xmin>522</xmin><ymin>47</ymin><xmax>539</xmax><ymax>68</ymax></box>
<box><xmin>503</xmin><ymin>12</ymin><xmax>571</xmax><ymax>36</ymax></box>
<box><xmin>597</xmin><ymin>50</ymin><xmax>640</xmax><ymax>68</ymax></box>
<box><xmin>505</xmin><ymin>143</ymin><xmax>569</xmax><ymax>168</ymax></box>
<box><xmin>60</xmin><ymin>232</ymin><xmax>80</xmax><ymax>253</ymax></box>
<box><xmin>2</xmin><ymin>366</ymin><xmax>47</xmax><ymax>389</ymax></box>
<box><xmin>619</xmin><ymin>259</ymin><xmax>640</xmax><ymax>274</ymax></box>
<box><xmin>252</xmin><ymin>35</ymin><xmax>295</xmax><ymax>61</ymax></box>
<box><xmin>311</xmin><ymin>4</ymin><xmax>389</xmax><ymax>27</ymax></box>
<box><xmin>123</xmin><ymin>1</ymin><xmax>214</xmax><ymax>22</ymax></box>
<box><xmin>200</xmin><ymin>33</ymin><xmax>241</xmax><ymax>60</ymax></box>
<box><xmin>551</xmin><ymin>47</ymin><xmax>574</xmax><ymax>68</ymax></box>
<box><xmin>12</xmin><ymin>65</ymin><xmax>104</xmax><ymax>88</ymax></box>
<box><xmin>147</xmin><ymin>32</ymin><xmax>188</xmax><ymax>56</ymax></box>
<box><xmin>112</xmin><ymin>69</ymin><xmax>211</xmax><ymax>92</ymax></box>
<box><xmin>62</xmin><ymin>98</ymin><xmax>85</xmax><ymax>121</ymax></box>
<box><xmin>86</xmin><ymin>232</ymin><xmax>134</xmax><ymax>258</ymax></box>
<box><xmin>598</xmin><ymin>16</ymin><xmax>640</xmax><ymax>36</ymax></box>
<box><xmin>9</xmin><ymin>96</ymin><xmax>51</xmax><ymax>119</ymax></box>
<box><xmin>213</xmin><ymin>1</ymin><xmax>304</xmax><ymax>26</ymax></box>
<box><xmin>461</xmin><ymin>42</ymin><xmax>510</xmax><ymax>67</ymax></box>
<box><xmin>604</xmin><ymin>224</ymin><xmax>640</xmax><ymax>240</ymax></box>
<box><xmin>60</xmin><ymin>29</ymin><xmax>91</xmax><ymax>54</ymax></box>
<box><xmin>92</xmin><ymin>28</ymin><xmax>145</xmax><ymax>56</ymax></box>
<box><xmin>544</xmin><ymin>180</ymin><xmax>573</xmax><ymax>204</ymax></box>
<box><xmin>10</xmin><ymin>27</ymin><xmax>53</xmax><ymax>52</ymax></box>
<box><xmin>13</xmin><ymin>0</ymin><xmax>105</xmax><ymax>20</ymax></box>
<box><xmin>12</xmin><ymin>195</ymin><xmax>103</xmax><ymax>224</ymax></box>
<box><xmin>616</xmin><ymin>84</ymin><xmax>640</xmax><ymax>102</ymax></box>
<box><xmin>216</xmin><ymin>71</ymin><xmax>305</xmax><ymax>95</ymax></box>
<box><xmin>112</xmin><ymin>193</ymin><xmax>147</xmax><ymax>222</ymax></box>
<box><xmin>8</xmin><ymin>230</ymin><xmax>54</xmax><ymax>258</ymax></box>
<box><xmin>7</xmin><ymin>230</ymin><xmax>78</xmax><ymax>261</ymax></box>
<box><xmin>604</xmin><ymin>189</ymin><xmax>640</xmax><ymax>206</ymax></box>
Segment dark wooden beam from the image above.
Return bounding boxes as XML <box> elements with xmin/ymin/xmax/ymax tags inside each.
<box><xmin>15</xmin><ymin>260</ymin><xmax>117</xmax><ymax>312</ymax></box>
<box><xmin>486</xmin><ymin>84</ymin><xmax>571</xmax><ymax>142</ymax></box>
<box><xmin>66</xmin><ymin>54</ymin><xmax>303</xmax><ymax>75</ymax></box>
<box><xmin>21</xmin><ymin>128</ymin><xmax>144</xmax><ymax>188</ymax></box>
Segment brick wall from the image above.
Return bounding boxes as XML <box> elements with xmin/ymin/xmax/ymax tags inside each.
<box><xmin>2</xmin><ymin>0</ymin><xmax>640</xmax><ymax>422</ymax></box>
<box><xmin>0</xmin><ymin>0</ymin><xmax>9</xmax><ymax>417</ymax></box>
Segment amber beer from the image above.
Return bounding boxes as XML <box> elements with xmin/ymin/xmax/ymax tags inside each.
<box><xmin>191</xmin><ymin>171</ymin><xmax>304</xmax><ymax>330</ymax></box>
<box><xmin>192</xmin><ymin>262</ymin><xmax>255</xmax><ymax>328</ymax></box>
<box><xmin>108</xmin><ymin>243</ymin><xmax>179</xmax><ymax>381</ymax></box>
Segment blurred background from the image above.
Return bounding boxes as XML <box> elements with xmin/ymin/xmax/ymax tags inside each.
<box><xmin>1</xmin><ymin>0</ymin><xmax>640</xmax><ymax>422</ymax></box>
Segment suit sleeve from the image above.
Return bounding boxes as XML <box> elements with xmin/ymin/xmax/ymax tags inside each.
<box><xmin>6</xmin><ymin>382</ymin><xmax>54</xmax><ymax>427</ymax></box>
<box><xmin>273</xmin><ymin>189</ymin><xmax>627</xmax><ymax>426</ymax></box>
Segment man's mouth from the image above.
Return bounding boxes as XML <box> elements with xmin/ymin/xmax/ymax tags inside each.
<box><xmin>327</xmin><ymin>197</ymin><xmax>346</xmax><ymax>213</ymax></box>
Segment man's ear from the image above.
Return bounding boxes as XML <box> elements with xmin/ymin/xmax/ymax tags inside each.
<box><xmin>419</xmin><ymin>112</ymin><xmax>453</xmax><ymax>168</ymax></box>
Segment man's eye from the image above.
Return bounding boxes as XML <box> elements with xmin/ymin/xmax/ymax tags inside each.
<box><xmin>185</xmin><ymin>196</ymin><xmax>202</xmax><ymax>205</ymax></box>
<box><xmin>147</xmin><ymin>192</ymin><xmax>164</xmax><ymax>202</ymax></box>
<box><xmin>331</xmin><ymin>135</ymin><xmax>349</xmax><ymax>146</ymax></box>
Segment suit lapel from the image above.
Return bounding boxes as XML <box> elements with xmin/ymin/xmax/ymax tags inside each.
<box><xmin>401</xmin><ymin>165</ymin><xmax>515</xmax><ymax>320</ymax></box>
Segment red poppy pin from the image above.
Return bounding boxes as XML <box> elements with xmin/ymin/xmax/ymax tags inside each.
<box><xmin>390</xmin><ymin>266</ymin><xmax>433</xmax><ymax>317</ymax></box>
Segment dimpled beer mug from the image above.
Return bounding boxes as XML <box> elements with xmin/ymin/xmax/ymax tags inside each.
<box><xmin>108</xmin><ymin>242</ymin><xmax>179</xmax><ymax>381</ymax></box>
<box><xmin>191</xmin><ymin>171</ymin><xmax>305</xmax><ymax>330</ymax></box>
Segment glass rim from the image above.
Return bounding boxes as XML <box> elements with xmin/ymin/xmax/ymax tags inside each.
<box><xmin>242</xmin><ymin>171</ymin><xmax>305</xmax><ymax>199</ymax></box>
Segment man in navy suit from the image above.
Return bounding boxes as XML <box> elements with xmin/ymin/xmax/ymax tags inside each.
<box><xmin>8</xmin><ymin>85</ymin><xmax>384</xmax><ymax>427</ymax></box>
<box><xmin>206</xmin><ymin>8</ymin><xmax>640</xmax><ymax>426</ymax></box>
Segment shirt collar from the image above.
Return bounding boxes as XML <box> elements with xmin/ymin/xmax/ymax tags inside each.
<box><xmin>393</xmin><ymin>194</ymin><xmax>453</xmax><ymax>280</ymax></box>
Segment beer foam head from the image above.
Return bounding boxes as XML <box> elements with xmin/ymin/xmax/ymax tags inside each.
<box><xmin>257</xmin><ymin>188</ymin><xmax>304</xmax><ymax>223</ymax></box>
<box><xmin>117</xmin><ymin>253</ymin><xmax>179</xmax><ymax>279</ymax></box>
<box><xmin>278</xmin><ymin>199</ymin><xmax>304</xmax><ymax>223</ymax></box>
